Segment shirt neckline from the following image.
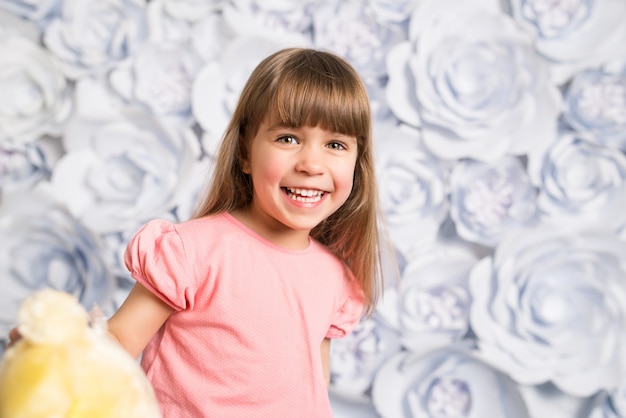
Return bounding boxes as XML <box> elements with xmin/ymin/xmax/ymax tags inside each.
<box><xmin>222</xmin><ymin>212</ymin><xmax>314</xmax><ymax>254</ymax></box>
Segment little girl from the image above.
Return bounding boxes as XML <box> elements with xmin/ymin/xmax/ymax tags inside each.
<box><xmin>107</xmin><ymin>47</ymin><xmax>385</xmax><ymax>417</ymax></box>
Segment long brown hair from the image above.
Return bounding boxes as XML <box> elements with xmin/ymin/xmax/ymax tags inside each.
<box><xmin>193</xmin><ymin>48</ymin><xmax>384</xmax><ymax>314</ymax></box>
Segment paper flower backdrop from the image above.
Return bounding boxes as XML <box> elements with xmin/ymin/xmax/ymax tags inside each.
<box><xmin>1</xmin><ymin>0</ymin><xmax>625</xmax><ymax>417</ymax></box>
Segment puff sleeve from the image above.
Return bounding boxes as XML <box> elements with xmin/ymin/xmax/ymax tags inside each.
<box><xmin>325</xmin><ymin>278</ymin><xmax>366</xmax><ymax>339</ymax></box>
<box><xmin>124</xmin><ymin>219</ymin><xmax>197</xmax><ymax>311</ymax></box>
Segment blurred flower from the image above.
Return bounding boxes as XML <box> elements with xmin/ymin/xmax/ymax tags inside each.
<box><xmin>0</xmin><ymin>8</ymin><xmax>40</xmax><ymax>39</ymax></box>
<box><xmin>0</xmin><ymin>36</ymin><xmax>72</xmax><ymax>144</ymax></box>
<box><xmin>563</xmin><ymin>68</ymin><xmax>626</xmax><ymax>151</ymax></box>
<box><xmin>0</xmin><ymin>0</ymin><xmax>61</xmax><ymax>28</ymax></box>
<box><xmin>376</xmin><ymin>244</ymin><xmax>476</xmax><ymax>354</ymax></box>
<box><xmin>312</xmin><ymin>0</ymin><xmax>405</xmax><ymax>81</ymax></box>
<box><xmin>50</xmin><ymin>109</ymin><xmax>200</xmax><ymax>234</ymax></box>
<box><xmin>386</xmin><ymin>0</ymin><xmax>561</xmax><ymax>160</ymax></box>
<box><xmin>371</xmin><ymin>344</ymin><xmax>530</xmax><ymax>418</ymax></box>
<box><xmin>518</xmin><ymin>383</ymin><xmax>594</xmax><ymax>418</ymax></box>
<box><xmin>329</xmin><ymin>393</ymin><xmax>379</xmax><ymax>418</ymax></box>
<box><xmin>449</xmin><ymin>156</ymin><xmax>538</xmax><ymax>247</ymax></box>
<box><xmin>160</xmin><ymin>0</ymin><xmax>223</xmax><ymax>22</ymax></box>
<box><xmin>0</xmin><ymin>184</ymin><xmax>115</xmax><ymax>352</ymax></box>
<box><xmin>190</xmin><ymin>13</ymin><xmax>235</xmax><ymax>63</ymax></box>
<box><xmin>147</xmin><ymin>0</ymin><xmax>231</xmax><ymax>50</ymax></box>
<box><xmin>43</xmin><ymin>0</ymin><xmax>148</xmax><ymax>79</ymax></box>
<box><xmin>585</xmin><ymin>389</ymin><xmax>625</xmax><ymax>418</ymax></box>
<box><xmin>0</xmin><ymin>141</ymin><xmax>51</xmax><ymax>193</ymax></box>
<box><xmin>367</xmin><ymin>0</ymin><xmax>419</xmax><ymax>24</ymax></box>
<box><xmin>470</xmin><ymin>224</ymin><xmax>626</xmax><ymax>396</ymax></box>
<box><xmin>329</xmin><ymin>317</ymin><xmax>401</xmax><ymax>400</ymax></box>
<box><xmin>509</xmin><ymin>0</ymin><xmax>626</xmax><ymax>84</ymax></box>
<box><xmin>375</xmin><ymin>124</ymin><xmax>448</xmax><ymax>259</ymax></box>
<box><xmin>223</xmin><ymin>0</ymin><xmax>315</xmax><ymax>39</ymax></box>
<box><xmin>108</xmin><ymin>42</ymin><xmax>204</xmax><ymax>126</ymax></box>
<box><xmin>527</xmin><ymin>131</ymin><xmax>626</xmax><ymax>229</ymax></box>
<box><xmin>192</xmin><ymin>35</ymin><xmax>310</xmax><ymax>152</ymax></box>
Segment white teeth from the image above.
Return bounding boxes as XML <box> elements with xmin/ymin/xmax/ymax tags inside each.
<box><xmin>286</xmin><ymin>187</ymin><xmax>324</xmax><ymax>203</ymax></box>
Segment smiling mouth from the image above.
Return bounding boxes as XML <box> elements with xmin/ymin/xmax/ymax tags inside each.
<box><xmin>284</xmin><ymin>187</ymin><xmax>325</xmax><ymax>203</ymax></box>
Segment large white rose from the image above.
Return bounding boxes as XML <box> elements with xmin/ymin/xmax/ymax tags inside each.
<box><xmin>50</xmin><ymin>109</ymin><xmax>200</xmax><ymax>234</ymax></box>
<box><xmin>312</xmin><ymin>0</ymin><xmax>405</xmax><ymax>81</ymax></box>
<box><xmin>470</xmin><ymin>223</ymin><xmax>626</xmax><ymax>396</ymax></box>
<box><xmin>509</xmin><ymin>0</ymin><xmax>626</xmax><ymax>84</ymax></box>
<box><xmin>375</xmin><ymin>124</ymin><xmax>448</xmax><ymax>259</ymax></box>
<box><xmin>43</xmin><ymin>0</ymin><xmax>148</xmax><ymax>79</ymax></box>
<box><xmin>449</xmin><ymin>156</ymin><xmax>538</xmax><ymax>247</ymax></box>
<box><xmin>0</xmin><ymin>36</ymin><xmax>72</xmax><ymax>144</ymax></box>
<box><xmin>108</xmin><ymin>42</ymin><xmax>204</xmax><ymax>126</ymax></box>
<box><xmin>527</xmin><ymin>131</ymin><xmax>626</xmax><ymax>229</ymax></box>
<box><xmin>376</xmin><ymin>244</ymin><xmax>477</xmax><ymax>355</ymax></box>
<box><xmin>329</xmin><ymin>317</ymin><xmax>401</xmax><ymax>401</ymax></box>
<box><xmin>371</xmin><ymin>344</ymin><xmax>530</xmax><ymax>418</ymax></box>
<box><xmin>563</xmin><ymin>68</ymin><xmax>626</xmax><ymax>151</ymax></box>
<box><xmin>0</xmin><ymin>184</ymin><xmax>115</xmax><ymax>352</ymax></box>
<box><xmin>0</xmin><ymin>141</ymin><xmax>50</xmax><ymax>193</ymax></box>
<box><xmin>386</xmin><ymin>0</ymin><xmax>561</xmax><ymax>160</ymax></box>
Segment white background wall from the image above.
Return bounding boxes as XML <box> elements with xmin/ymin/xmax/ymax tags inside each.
<box><xmin>1</xmin><ymin>0</ymin><xmax>626</xmax><ymax>417</ymax></box>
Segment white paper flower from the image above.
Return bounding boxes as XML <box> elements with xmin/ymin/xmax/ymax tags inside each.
<box><xmin>147</xmin><ymin>0</ymin><xmax>232</xmax><ymax>51</ymax></box>
<box><xmin>192</xmin><ymin>35</ymin><xmax>310</xmax><ymax>149</ymax></box>
<box><xmin>509</xmin><ymin>0</ymin><xmax>626</xmax><ymax>84</ymax></box>
<box><xmin>386</xmin><ymin>0</ymin><xmax>561</xmax><ymax>160</ymax></box>
<box><xmin>371</xmin><ymin>344</ymin><xmax>530</xmax><ymax>418</ymax></box>
<box><xmin>50</xmin><ymin>109</ymin><xmax>200</xmax><ymax>234</ymax></box>
<box><xmin>0</xmin><ymin>8</ymin><xmax>40</xmax><ymax>39</ymax></box>
<box><xmin>108</xmin><ymin>42</ymin><xmax>204</xmax><ymax>126</ymax></box>
<box><xmin>470</xmin><ymin>224</ymin><xmax>626</xmax><ymax>396</ymax></box>
<box><xmin>0</xmin><ymin>141</ymin><xmax>51</xmax><ymax>193</ymax></box>
<box><xmin>449</xmin><ymin>157</ymin><xmax>538</xmax><ymax>247</ymax></box>
<box><xmin>563</xmin><ymin>68</ymin><xmax>626</xmax><ymax>151</ymax></box>
<box><xmin>376</xmin><ymin>244</ymin><xmax>477</xmax><ymax>355</ymax></box>
<box><xmin>312</xmin><ymin>0</ymin><xmax>405</xmax><ymax>81</ymax></box>
<box><xmin>375</xmin><ymin>124</ymin><xmax>448</xmax><ymax>259</ymax></box>
<box><xmin>0</xmin><ymin>36</ymin><xmax>72</xmax><ymax>144</ymax></box>
<box><xmin>0</xmin><ymin>184</ymin><xmax>115</xmax><ymax>352</ymax></box>
<box><xmin>0</xmin><ymin>0</ymin><xmax>61</xmax><ymax>28</ymax></box>
<box><xmin>161</xmin><ymin>0</ymin><xmax>223</xmax><ymax>22</ymax></box>
<box><xmin>330</xmin><ymin>393</ymin><xmax>379</xmax><ymax>418</ymax></box>
<box><xmin>585</xmin><ymin>391</ymin><xmax>624</xmax><ymax>418</ymax></box>
<box><xmin>329</xmin><ymin>317</ymin><xmax>401</xmax><ymax>400</ymax></box>
<box><xmin>43</xmin><ymin>0</ymin><xmax>148</xmax><ymax>79</ymax></box>
<box><xmin>223</xmin><ymin>0</ymin><xmax>315</xmax><ymax>38</ymax></box>
<box><xmin>367</xmin><ymin>0</ymin><xmax>419</xmax><ymax>24</ymax></box>
<box><xmin>527</xmin><ymin>131</ymin><xmax>626</xmax><ymax>229</ymax></box>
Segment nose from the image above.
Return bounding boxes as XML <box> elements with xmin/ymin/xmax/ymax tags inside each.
<box><xmin>295</xmin><ymin>145</ymin><xmax>324</xmax><ymax>175</ymax></box>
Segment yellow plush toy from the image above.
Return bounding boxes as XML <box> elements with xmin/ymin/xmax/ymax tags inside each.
<box><xmin>0</xmin><ymin>289</ymin><xmax>161</xmax><ymax>418</ymax></box>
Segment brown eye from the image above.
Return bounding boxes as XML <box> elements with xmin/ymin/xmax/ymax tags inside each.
<box><xmin>328</xmin><ymin>141</ymin><xmax>347</xmax><ymax>151</ymax></box>
<box><xmin>277</xmin><ymin>136</ymin><xmax>298</xmax><ymax>144</ymax></box>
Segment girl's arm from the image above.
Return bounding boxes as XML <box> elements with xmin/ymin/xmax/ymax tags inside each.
<box><xmin>321</xmin><ymin>337</ymin><xmax>331</xmax><ymax>388</ymax></box>
<box><xmin>107</xmin><ymin>283</ymin><xmax>174</xmax><ymax>359</ymax></box>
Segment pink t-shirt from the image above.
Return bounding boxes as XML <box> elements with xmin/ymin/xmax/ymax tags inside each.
<box><xmin>124</xmin><ymin>213</ymin><xmax>365</xmax><ymax>417</ymax></box>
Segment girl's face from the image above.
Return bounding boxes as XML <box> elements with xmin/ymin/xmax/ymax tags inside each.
<box><xmin>240</xmin><ymin>118</ymin><xmax>358</xmax><ymax>247</ymax></box>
